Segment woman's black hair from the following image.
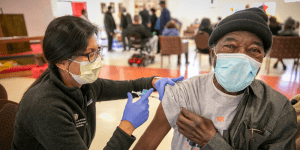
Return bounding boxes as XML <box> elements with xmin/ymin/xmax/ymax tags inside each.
<box><xmin>23</xmin><ymin>16</ymin><xmax>98</xmax><ymax>95</ymax></box>
<box><xmin>151</xmin><ymin>8</ymin><xmax>156</xmax><ymax>13</ymax></box>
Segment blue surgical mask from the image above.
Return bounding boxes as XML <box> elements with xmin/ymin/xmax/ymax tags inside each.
<box><xmin>214</xmin><ymin>52</ymin><xmax>262</xmax><ymax>92</ymax></box>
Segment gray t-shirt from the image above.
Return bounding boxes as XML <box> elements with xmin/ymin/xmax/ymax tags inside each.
<box><xmin>162</xmin><ymin>72</ymin><xmax>244</xmax><ymax>150</ymax></box>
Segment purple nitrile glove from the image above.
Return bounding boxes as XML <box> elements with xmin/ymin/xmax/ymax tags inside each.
<box><xmin>154</xmin><ymin>76</ymin><xmax>184</xmax><ymax>101</ymax></box>
<box><xmin>121</xmin><ymin>88</ymin><xmax>154</xmax><ymax>129</ymax></box>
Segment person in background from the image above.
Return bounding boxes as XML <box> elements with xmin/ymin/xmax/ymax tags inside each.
<box><xmin>80</xmin><ymin>9</ymin><xmax>89</xmax><ymax>22</ymax></box>
<box><xmin>120</xmin><ymin>7</ymin><xmax>132</xmax><ymax>51</ymax></box>
<box><xmin>269</xmin><ymin>16</ymin><xmax>281</xmax><ymax>35</ymax></box>
<box><xmin>139</xmin><ymin>4</ymin><xmax>150</xmax><ymax>30</ymax></box>
<box><xmin>279</xmin><ymin>17</ymin><xmax>299</xmax><ymax>36</ymax></box>
<box><xmin>194</xmin><ymin>18</ymin><xmax>200</xmax><ymax>25</ymax></box>
<box><xmin>197</xmin><ymin>18</ymin><xmax>213</xmax><ymax>36</ymax></box>
<box><xmin>195</xmin><ymin>18</ymin><xmax>213</xmax><ymax>66</ymax></box>
<box><xmin>104</xmin><ymin>6</ymin><xmax>116</xmax><ymax>52</ymax></box>
<box><xmin>274</xmin><ymin>17</ymin><xmax>299</xmax><ymax>70</ymax></box>
<box><xmin>149</xmin><ymin>8</ymin><xmax>158</xmax><ymax>35</ymax></box>
<box><xmin>11</xmin><ymin>16</ymin><xmax>183</xmax><ymax>150</ymax></box>
<box><xmin>157</xmin><ymin>1</ymin><xmax>170</xmax><ymax>54</ymax></box>
<box><xmin>133</xmin><ymin>8</ymin><xmax>297</xmax><ymax>150</ymax></box>
<box><xmin>162</xmin><ymin>21</ymin><xmax>179</xmax><ymax>36</ymax></box>
<box><xmin>149</xmin><ymin>8</ymin><xmax>161</xmax><ymax>54</ymax></box>
<box><xmin>171</xmin><ymin>18</ymin><xmax>182</xmax><ymax>32</ymax></box>
<box><xmin>159</xmin><ymin>1</ymin><xmax>171</xmax><ymax>34</ymax></box>
<box><xmin>127</xmin><ymin>15</ymin><xmax>158</xmax><ymax>54</ymax></box>
<box><xmin>245</xmin><ymin>4</ymin><xmax>250</xmax><ymax>9</ymax></box>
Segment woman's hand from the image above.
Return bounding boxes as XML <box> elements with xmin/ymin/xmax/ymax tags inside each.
<box><xmin>153</xmin><ymin>76</ymin><xmax>184</xmax><ymax>101</ymax></box>
<box><xmin>120</xmin><ymin>88</ymin><xmax>154</xmax><ymax>135</ymax></box>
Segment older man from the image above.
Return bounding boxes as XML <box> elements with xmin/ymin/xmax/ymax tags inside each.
<box><xmin>133</xmin><ymin>8</ymin><xmax>297</xmax><ymax>150</ymax></box>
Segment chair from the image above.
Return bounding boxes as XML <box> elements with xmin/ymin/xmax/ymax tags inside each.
<box><xmin>159</xmin><ymin>36</ymin><xmax>189</xmax><ymax>68</ymax></box>
<box><xmin>183</xmin><ymin>25</ymin><xmax>198</xmax><ymax>39</ymax></box>
<box><xmin>265</xmin><ymin>36</ymin><xmax>300</xmax><ymax>74</ymax></box>
<box><xmin>0</xmin><ymin>83</ymin><xmax>8</xmax><ymax>100</ymax></box>
<box><xmin>194</xmin><ymin>31</ymin><xmax>211</xmax><ymax>66</ymax></box>
<box><xmin>0</xmin><ymin>100</ymin><xmax>19</xmax><ymax>150</ymax></box>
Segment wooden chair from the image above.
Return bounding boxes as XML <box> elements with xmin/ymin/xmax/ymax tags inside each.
<box><xmin>183</xmin><ymin>25</ymin><xmax>198</xmax><ymax>39</ymax></box>
<box><xmin>265</xmin><ymin>36</ymin><xmax>300</xmax><ymax>74</ymax></box>
<box><xmin>0</xmin><ymin>83</ymin><xmax>7</xmax><ymax>100</ymax></box>
<box><xmin>194</xmin><ymin>31</ymin><xmax>210</xmax><ymax>66</ymax></box>
<box><xmin>0</xmin><ymin>100</ymin><xmax>18</xmax><ymax>150</ymax></box>
<box><xmin>159</xmin><ymin>36</ymin><xmax>189</xmax><ymax>68</ymax></box>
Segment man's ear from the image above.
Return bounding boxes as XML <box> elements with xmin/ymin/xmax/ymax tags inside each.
<box><xmin>55</xmin><ymin>60</ymin><xmax>69</xmax><ymax>71</ymax></box>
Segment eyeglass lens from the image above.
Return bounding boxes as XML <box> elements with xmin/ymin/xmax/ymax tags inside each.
<box><xmin>89</xmin><ymin>48</ymin><xmax>102</xmax><ymax>62</ymax></box>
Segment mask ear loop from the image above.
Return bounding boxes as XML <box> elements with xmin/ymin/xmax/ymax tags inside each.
<box><xmin>211</xmin><ymin>48</ymin><xmax>218</xmax><ymax>66</ymax></box>
<box><xmin>66</xmin><ymin>59</ymin><xmax>76</xmax><ymax>75</ymax></box>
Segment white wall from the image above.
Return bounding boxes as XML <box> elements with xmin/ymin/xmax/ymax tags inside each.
<box><xmin>210</xmin><ymin>0</ymin><xmax>300</xmax><ymax>24</ymax></box>
<box><xmin>167</xmin><ymin>0</ymin><xmax>211</xmax><ymax>35</ymax></box>
<box><xmin>57</xmin><ymin>2</ymin><xmax>73</xmax><ymax>17</ymax></box>
<box><xmin>58</xmin><ymin>0</ymin><xmax>124</xmax><ymax>28</ymax></box>
<box><xmin>166</xmin><ymin>0</ymin><xmax>300</xmax><ymax>35</ymax></box>
<box><xmin>50</xmin><ymin>0</ymin><xmax>58</xmax><ymax>18</ymax></box>
<box><xmin>0</xmin><ymin>0</ymin><xmax>54</xmax><ymax>36</ymax></box>
<box><xmin>1</xmin><ymin>0</ymin><xmax>298</xmax><ymax>37</ymax></box>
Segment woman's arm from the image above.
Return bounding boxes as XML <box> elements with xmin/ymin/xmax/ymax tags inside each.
<box><xmin>103</xmin><ymin>125</ymin><xmax>136</xmax><ymax>150</ymax></box>
<box><xmin>92</xmin><ymin>77</ymin><xmax>155</xmax><ymax>101</ymax></box>
<box><xmin>133</xmin><ymin>103</ymin><xmax>171</xmax><ymax>150</ymax></box>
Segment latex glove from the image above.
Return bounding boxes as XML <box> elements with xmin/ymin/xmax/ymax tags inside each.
<box><xmin>121</xmin><ymin>88</ymin><xmax>154</xmax><ymax>129</ymax></box>
<box><xmin>154</xmin><ymin>76</ymin><xmax>184</xmax><ymax>101</ymax></box>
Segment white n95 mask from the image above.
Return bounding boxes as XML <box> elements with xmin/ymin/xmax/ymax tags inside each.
<box><xmin>67</xmin><ymin>57</ymin><xmax>103</xmax><ymax>85</ymax></box>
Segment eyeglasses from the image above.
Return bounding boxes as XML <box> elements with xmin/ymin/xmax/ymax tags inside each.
<box><xmin>75</xmin><ymin>47</ymin><xmax>102</xmax><ymax>63</ymax></box>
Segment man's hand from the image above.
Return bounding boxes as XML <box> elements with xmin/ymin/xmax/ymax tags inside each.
<box><xmin>110</xmin><ymin>32</ymin><xmax>114</xmax><ymax>36</ymax></box>
<box><xmin>176</xmin><ymin>107</ymin><xmax>217</xmax><ymax>147</ymax></box>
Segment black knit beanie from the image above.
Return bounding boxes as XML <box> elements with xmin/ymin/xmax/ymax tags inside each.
<box><xmin>209</xmin><ymin>8</ymin><xmax>273</xmax><ymax>53</ymax></box>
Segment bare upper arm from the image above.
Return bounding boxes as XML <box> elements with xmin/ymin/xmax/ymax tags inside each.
<box><xmin>133</xmin><ymin>102</ymin><xmax>171</xmax><ymax>150</ymax></box>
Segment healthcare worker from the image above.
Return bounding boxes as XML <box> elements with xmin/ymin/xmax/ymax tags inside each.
<box><xmin>11</xmin><ymin>16</ymin><xmax>183</xmax><ymax>150</ymax></box>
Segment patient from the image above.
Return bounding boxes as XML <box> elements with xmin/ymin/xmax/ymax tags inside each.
<box><xmin>133</xmin><ymin>8</ymin><xmax>297</xmax><ymax>150</ymax></box>
<box><xmin>162</xmin><ymin>21</ymin><xmax>179</xmax><ymax>36</ymax></box>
